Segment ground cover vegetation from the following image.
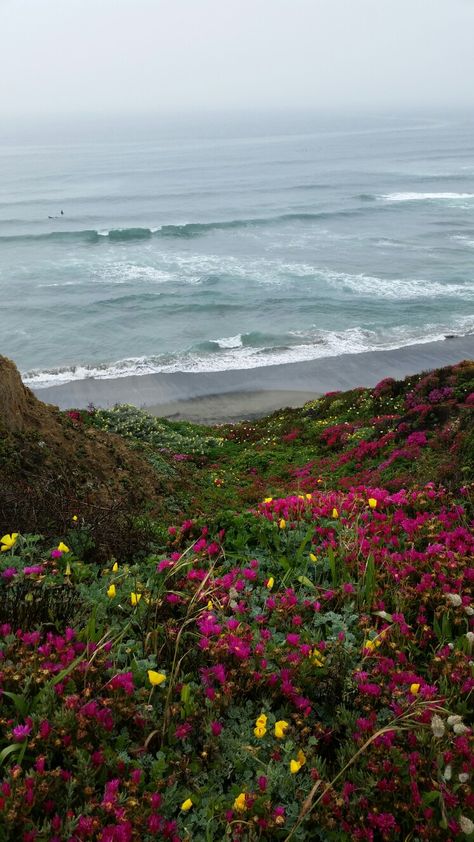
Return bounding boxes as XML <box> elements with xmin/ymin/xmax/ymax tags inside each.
<box><xmin>0</xmin><ymin>359</ymin><xmax>473</xmax><ymax>841</ymax></box>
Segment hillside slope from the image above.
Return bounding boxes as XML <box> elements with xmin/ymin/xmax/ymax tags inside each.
<box><xmin>0</xmin><ymin>360</ymin><xmax>473</xmax><ymax>841</ymax></box>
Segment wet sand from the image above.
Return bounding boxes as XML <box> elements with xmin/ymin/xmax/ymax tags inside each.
<box><xmin>31</xmin><ymin>335</ymin><xmax>474</xmax><ymax>424</ymax></box>
<box><xmin>147</xmin><ymin>390</ymin><xmax>319</xmax><ymax>425</ymax></box>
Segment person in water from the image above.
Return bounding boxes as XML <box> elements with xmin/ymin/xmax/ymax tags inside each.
<box><xmin>48</xmin><ymin>210</ymin><xmax>65</xmax><ymax>218</ymax></box>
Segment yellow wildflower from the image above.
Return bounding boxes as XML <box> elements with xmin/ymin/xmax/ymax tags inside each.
<box><xmin>72</xmin><ymin>515</ymin><xmax>78</xmax><ymax>522</ymax></box>
<box><xmin>181</xmin><ymin>798</ymin><xmax>193</xmax><ymax>812</ymax></box>
<box><xmin>274</xmin><ymin>720</ymin><xmax>289</xmax><ymax>739</ymax></box>
<box><xmin>130</xmin><ymin>592</ymin><xmax>142</xmax><ymax>606</ymax></box>
<box><xmin>266</xmin><ymin>577</ymin><xmax>274</xmax><ymax>590</ymax></box>
<box><xmin>297</xmin><ymin>749</ymin><xmax>306</xmax><ymax>766</ymax></box>
<box><xmin>368</xmin><ymin>498</ymin><xmax>377</xmax><ymax>509</ymax></box>
<box><xmin>1</xmin><ymin>533</ymin><xmax>19</xmax><ymax>552</ymax></box>
<box><xmin>279</xmin><ymin>518</ymin><xmax>286</xmax><ymax>529</ymax></box>
<box><xmin>290</xmin><ymin>759</ymin><xmax>302</xmax><ymax>774</ymax></box>
<box><xmin>233</xmin><ymin>792</ymin><xmax>246</xmax><ymax>812</ymax></box>
<box><xmin>65</xmin><ymin>561</ymin><xmax>71</xmax><ymax>577</ymax></box>
<box><xmin>410</xmin><ymin>683</ymin><xmax>420</xmax><ymax>695</ymax></box>
<box><xmin>306</xmin><ymin>493</ymin><xmax>312</xmax><ymax>500</ymax></box>
<box><xmin>332</xmin><ymin>508</ymin><xmax>339</xmax><ymax>519</ymax></box>
<box><xmin>112</xmin><ymin>561</ymin><xmax>119</xmax><ymax>572</ymax></box>
<box><xmin>148</xmin><ymin>670</ymin><xmax>166</xmax><ymax>686</ymax></box>
<box><xmin>309</xmin><ymin>553</ymin><xmax>317</xmax><ymax>562</ymax></box>
<box><xmin>207</xmin><ymin>600</ymin><xmax>213</xmax><ymax>610</ymax></box>
<box><xmin>57</xmin><ymin>542</ymin><xmax>70</xmax><ymax>553</ymax></box>
<box><xmin>107</xmin><ymin>584</ymin><xmax>116</xmax><ymax>598</ymax></box>
<box><xmin>254</xmin><ymin>713</ymin><xmax>267</xmax><ymax>738</ymax></box>
<box><xmin>312</xmin><ymin>651</ymin><xmax>325</xmax><ymax>667</ymax></box>
<box><xmin>264</xmin><ymin>497</ymin><xmax>273</xmax><ymax>503</ymax></box>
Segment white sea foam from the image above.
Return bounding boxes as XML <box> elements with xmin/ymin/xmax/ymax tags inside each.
<box><xmin>382</xmin><ymin>192</ymin><xmax>474</xmax><ymax>202</ymax></box>
<box><xmin>451</xmin><ymin>235</ymin><xmax>474</xmax><ymax>248</ymax></box>
<box><xmin>324</xmin><ymin>270</ymin><xmax>474</xmax><ymax>300</ymax></box>
<box><xmin>24</xmin><ymin>316</ymin><xmax>474</xmax><ymax>388</ymax></box>
<box><xmin>211</xmin><ymin>335</ymin><xmax>244</xmax><ymax>349</ymax></box>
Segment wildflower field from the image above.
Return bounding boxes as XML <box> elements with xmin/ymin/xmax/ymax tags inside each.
<box><xmin>0</xmin><ymin>361</ymin><xmax>473</xmax><ymax>841</ymax></box>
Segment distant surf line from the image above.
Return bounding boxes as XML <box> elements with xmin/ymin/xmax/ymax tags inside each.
<box><xmin>0</xmin><ymin>207</ymin><xmax>381</xmax><ymax>245</ymax></box>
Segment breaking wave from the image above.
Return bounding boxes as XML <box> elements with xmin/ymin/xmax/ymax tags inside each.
<box><xmin>24</xmin><ymin>318</ymin><xmax>474</xmax><ymax>388</ymax></box>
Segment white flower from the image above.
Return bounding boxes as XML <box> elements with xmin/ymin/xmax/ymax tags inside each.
<box><xmin>464</xmin><ymin>606</ymin><xmax>474</xmax><ymax>616</ymax></box>
<box><xmin>460</xmin><ymin>815</ymin><xmax>474</xmax><ymax>835</ymax></box>
<box><xmin>447</xmin><ymin>715</ymin><xmax>463</xmax><ymax>727</ymax></box>
<box><xmin>443</xmin><ymin>765</ymin><xmax>452</xmax><ymax>781</ymax></box>
<box><xmin>430</xmin><ymin>714</ymin><xmax>445</xmax><ymax>738</ymax></box>
<box><xmin>453</xmin><ymin>722</ymin><xmax>469</xmax><ymax>735</ymax></box>
<box><xmin>458</xmin><ymin>773</ymin><xmax>469</xmax><ymax>783</ymax></box>
<box><xmin>446</xmin><ymin>593</ymin><xmax>462</xmax><ymax>607</ymax></box>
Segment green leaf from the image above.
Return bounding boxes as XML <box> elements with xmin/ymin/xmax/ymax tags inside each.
<box><xmin>297</xmin><ymin>575</ymin><xmax>315</xmax><ymax>589</ymax></box>
<box><xmin>422</xmin><ymin>791</ymin><xmax>440</xmax><ymax>805</ymax></box>
<box><xmin>328</xmin><ymin>546</ymin><xmax>337</xmax><ymax>587</ymax></box>
<box><xmin>1</xmin><ymin>691</ymin><xmax>29</xmax><ymax>717</ymax></box>
<box><xmin>0</xmin><ymin>743</ymin><xmax>24</xmax><ymax>767</ymax></box>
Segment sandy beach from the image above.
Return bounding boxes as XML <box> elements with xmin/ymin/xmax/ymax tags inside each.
<box><xmin>29</xmin><ymin>335</ymin><xmax>474</xmax><ymax>424</ymax></box>
<box><xmin>32</xmin><ymin>336</ymin><xmax>474</xmax><ymax>422</ymax></box>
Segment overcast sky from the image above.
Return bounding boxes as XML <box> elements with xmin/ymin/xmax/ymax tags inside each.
<box><xmin>1</xmin><ymin>0</ymin><xmax>474</xmax><ymax>117</ymax></box>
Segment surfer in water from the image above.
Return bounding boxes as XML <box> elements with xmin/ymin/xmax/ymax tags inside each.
<box><xmin>48</xmin><ymin>210</ymin><xmax>65</xmax><ymax>219</ymax></box>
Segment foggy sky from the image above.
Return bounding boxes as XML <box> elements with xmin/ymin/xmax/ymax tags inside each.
<box><xmin>1</xmin><ymin>0</ymin><xmax>474</xmax><ymax>116</ymax></box>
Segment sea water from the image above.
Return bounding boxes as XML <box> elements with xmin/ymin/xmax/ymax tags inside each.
<box><xmin>1</xmin><ymin>110</ymin><xmax>473</xmax><ymax>387</ymax></box>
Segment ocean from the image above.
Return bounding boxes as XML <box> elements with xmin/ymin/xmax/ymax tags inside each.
<box><xmin>1</xmin><ymin>111</ymin><xmax>473</xmax><ymax>388</ymax></box>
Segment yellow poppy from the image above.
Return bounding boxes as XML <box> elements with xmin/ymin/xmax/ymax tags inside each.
<box><xmin>107</xmin><ymin>584</ymin><xmax>116</xmax><ymax>598</ymax></box>
<box><xmin>1</xmin><ymin>533</ymin><xmax>19</xmax><ymax>552</ymax></box>
<box><xmin>312</xmin><ymin>652</ymin><xmax>325</xmax><ymax>667</ymax></box>
<box><xmin>266</xmin><ymin>577</ymin><xmax>274</xmax><ymax>590</ymax></box>
<box><xmin>181</xmin><ymin>798</ymin><xmax>193</xmax><ymax>811</ymax></box>
<box><xmin>148</xmin><ymin>670</ymin><xmax>166</xmax><ymax>686</ymax></box>
<box><xmin>233</xmin><ymin>793</ymin><xmax>246</xmax><ymax>812</ymax></box>
<box><xmin>332</xmin><ymin>508</ymin><xmax>339</xmax><ymax>519</ymax></box>
<box><xmin>131</xmin><ymin>592</ymin><xmax>142</xmax><ymax>606</ymax></box>
<box><xmin>290</xmin><ymin>759</ymin><xmax>301</xmax><ymax>774</ymax></box>
<box><xmin>57</xmin><ymin>542</ymin><xmax>70</xmax><ymax>553</ymax></box>
<box><xmin>279</xmin><ymin>518</ymin><xmax>286</xmax><ymax>529</ymax></box>
<box><xmin>309</xmin><ymin>553</ymin><xmax>317</xmax><ymax>562</ymax></box>
<box><xmin>368</xmin><ymin>498</ymin><xmax>377</xmax><ymax>509</ymax></box>
<box><xmin>410</xmin><ymin>683</ymin><xmax>420</xmax><ymax>695</ymax></box>
<box><xmin>112</xmin><ymin>561</ymin><xmax>119</xmax><ymax>572</ymax></box>
<box><xmin>254</xmin><ymin>713</ymin><xmax>267</xmax><ymax>738</ymax></box>
<box><xmin>274</xmin><ymin>720</ymin><xmax>289</xmax><ymax>739</ymax></box>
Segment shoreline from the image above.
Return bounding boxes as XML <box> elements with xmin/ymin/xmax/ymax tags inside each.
<box><xmin>31</xmin><ymin>335</ymin><xmax>474</xmax><ymax>423</ymax></box>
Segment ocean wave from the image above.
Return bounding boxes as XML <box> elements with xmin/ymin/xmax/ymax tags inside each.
<box><xmin>381</xmin><ymin>192</ymin><xmax>474</xmax><ymax>203</ymax></box>
<box><xmin>0</xmin><ymin>209</ymin><xmax>368</xmax><ymax>246</ymax></box>
<box><xmin>209</xmin><ymin>334</ymin><xmax>244</xmax><ymax>349</ymax></box>
<box><xmin>451</xmin><ymin>235</ymin><xmax>474</xmax><ymax>248</ymax></box>
<box><xmin>24</xmin><ymin>317</ymin><xmax>474</xmax><ymax>388</ymax></box>
<box><xmin>324</xmin><ymin>270</ymin><xmax>474</xmax><ymax>300</ymax></box>
<box><xmin>34</xmin><ymin>257</ymin><xmax>474</xmax><ymax>302</ymax></box>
